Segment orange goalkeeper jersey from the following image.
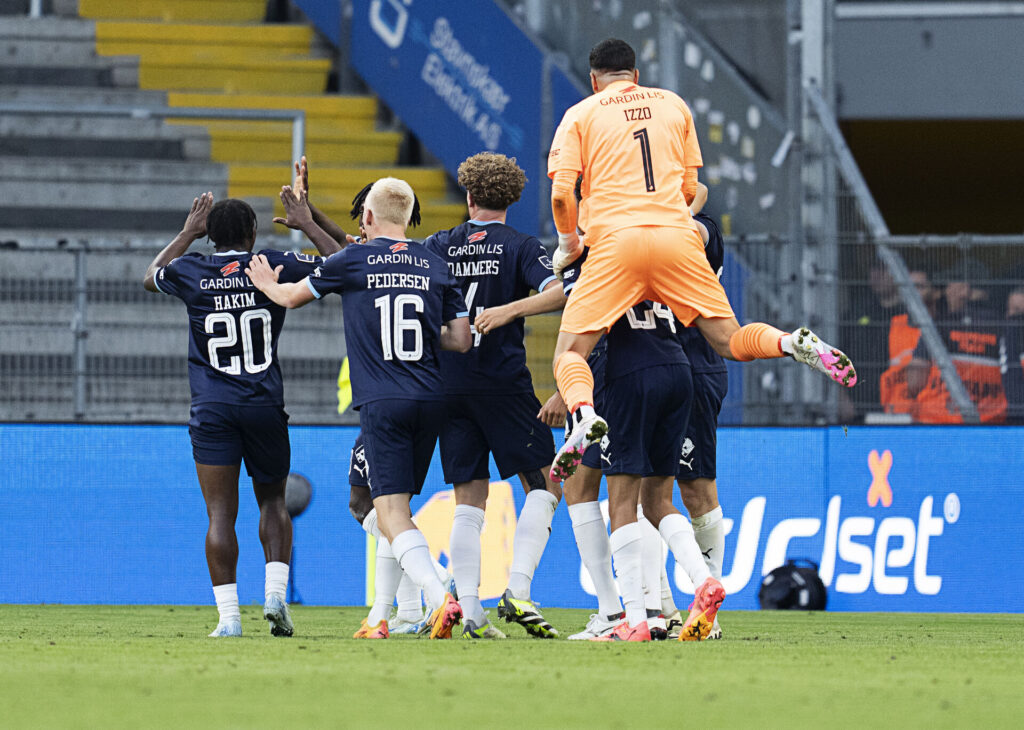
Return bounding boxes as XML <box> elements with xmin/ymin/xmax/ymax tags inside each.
<box><xmin>548</xmin><ymin>79</ymin><xmax>703</xmax><ymax>243</ymax></box>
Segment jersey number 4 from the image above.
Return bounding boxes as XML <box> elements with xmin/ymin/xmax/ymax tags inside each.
<box><xmin>205</xmin><ymin>310</ymin><xmax>272</xmax><ymax>375</ymax></box>
<box><xmin>375</xmin><ymin>294</ymin><xmax>424</xmax><ymax>361</ymax></box>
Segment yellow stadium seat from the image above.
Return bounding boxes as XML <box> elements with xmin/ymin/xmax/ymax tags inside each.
<box><xmin>79</xmin><ymin>0</ymin><xmax>267</xmax><ymax>22</ymax></box>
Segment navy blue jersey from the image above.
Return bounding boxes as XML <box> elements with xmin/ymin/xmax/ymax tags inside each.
<box><xmin>307</xmin><ymin>237</ymin><xmax>468</xmax><ymax>408</ymax></box>
<box><xmin>678</xmin><ymin>212</ymin><xmax>728</xmax><ymax>374</ymax></box>
<box><xmin>154</xmin><ymin>249</ymin><xmax>324</xmax><ymax>406</ymax></box>
<box><xmin>424</xmin><ymin>221</ymin><xmax>557</xmax><ymax>394</ymax></box>
<box><xmin>563</xmin><ymin>247</ymin><xmax>687</xmax><ymax>380</ymax></box>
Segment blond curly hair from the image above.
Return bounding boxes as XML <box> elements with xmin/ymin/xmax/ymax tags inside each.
<box><xmin>457</xmin><ymin>153</ymin><xmax>527</xmax><ymax>211</ymax></box>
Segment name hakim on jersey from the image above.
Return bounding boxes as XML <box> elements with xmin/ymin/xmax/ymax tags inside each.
<box><xmin>562</xmin><ymin>247</ymin><xmax>688</xmax><ymax>381</ymax></box>
<box><xmin>306</xmin><ymin>237</ymin><xmax>468</xmax><ymax>408</ymax></box>
<box><xmin>678</xmin><ymin>212</ymin><xmax>728</xmax><ymax>375</ymax></box>
<box><xmin>424</xmin><ymin>221</ymin><xmax>557</xmax><ymax>394</ymax></box>
<box><xmin>154</xmin><ymin>249</ymin><xmax>324</xmax><ymax>406</ymax></box>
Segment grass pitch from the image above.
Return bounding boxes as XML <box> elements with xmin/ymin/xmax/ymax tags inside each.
<box><xmin>2</xmin><ymin>606</ymin><xmax>1022</xmax><ymax>729</ymax></box>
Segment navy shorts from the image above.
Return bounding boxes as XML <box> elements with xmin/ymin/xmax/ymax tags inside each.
<box><xmin>678</xmin><ymin>371</ymin><xmax>728</xmax><ymax>481</ymax></box>
<box><xmin>440</xmin><ymin>392</ymin><xmax>556</xmax><ymax>484</ymax></box>
<box><xmin>360</xmin><ymin>399</ymin><xmax>444</xmax><ymax>499</ymax></box>
<box><xmin>189</xmin><ymin>402</ymin><xmax>290</xmax><ymax>483</ymax></box>
<box><xmin>602</xmin><ymin>363</ymin><xmax>693</xmax><ymax>477</ymax></box>
<box><xmin>349</xmin><ymin>431</ymin><xmax>369</xmax><ymax>489</ymax></box>
<box><xmin>578</xmin><ymin>344</ymin><xmax>608</xmax><ymax>470</ymax></box>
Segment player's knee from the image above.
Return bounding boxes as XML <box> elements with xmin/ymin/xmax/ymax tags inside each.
<box><xmin>349</xmin><ymin>486</ymin><xmax>373</xmax><ymax>525</ymax></box>
<box><xmin>521</xmin><ymin>469</ymin><xmax>549</xmax><ymax>493</ymax></box>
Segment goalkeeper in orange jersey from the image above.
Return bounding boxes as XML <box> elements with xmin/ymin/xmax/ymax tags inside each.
<box><xmin>547</xmin><ymin>38</ymin><xmax>857</xmax><ymax>483</ymax></box>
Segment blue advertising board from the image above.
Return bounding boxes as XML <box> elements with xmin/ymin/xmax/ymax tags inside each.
<box><xmin>349</xmin><ymin>0</ymin><xmax>584</xmax><ymax>236</ymax></box>
<box><xmin>2</xmin><ymin>423</ymin><xmax>1022</xmax><ymax>612</ymax></box>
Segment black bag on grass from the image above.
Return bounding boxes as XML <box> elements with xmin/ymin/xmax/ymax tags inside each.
<box><xmin>758</xmin><ymin>559</ymin><xmax>827</xmax><ymax>610</ymax></box>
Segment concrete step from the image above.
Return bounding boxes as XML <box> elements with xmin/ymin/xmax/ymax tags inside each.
<box><xmin>78</xmin><ymin>0</ymin><xmax>267</xmax><ymax>22</ymax></box>
<box><xmin>167</xmin><ymin>92</ymin><xmax>378</xmax><ymax>126</ymax></box>
<box><xmin>0</xmin><ymin>16</ymin><xmax>95</xmax><ymax>40</ymax></box>
<box><xmin>0</xmin><ymin>156</ymin><xmax>228</xmax><ymax>185</ymax></box>
<box><xmin>94</xmin><ymin>20</ymin><xmax>313</xmax><ymax>56</ymax></box>
<box><xmin>0</xmin><ymin>84</ymin><xmax>167</xmax><ymax>107</ymax></box>
<box><xmin>0</xmin><ymin>57</ymin><xmax>137</xmax><ymax>87</ymax></box>
<box><xmin>208</xmin><ymin>126</ymin><xmax>401</xmax><ymax>165</ymax></box>
<box><xmin>135</xmin><ymin>53</ymin><xmax>331</xmax><ymax>94</ymax></box>
<box><xmin>0</xmin><ymin>114</ymin><xmax>210</xmax><ymax>159</ymax></box>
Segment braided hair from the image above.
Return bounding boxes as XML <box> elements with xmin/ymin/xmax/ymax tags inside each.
<box><xmin>349</xmin><ymin>183</ymin><xmax>421</xmax><ymax>227</ymax></box>
<box><xmin>207</xmin><ymin>199</ymin><xmax>257</xmax><ymax>250</ymax></box>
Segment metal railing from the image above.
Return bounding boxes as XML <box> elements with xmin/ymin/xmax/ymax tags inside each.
<box><xmin>0</xmin><ymin>245</ymin><xmax>351</xmax><ymax>424</ymax></box>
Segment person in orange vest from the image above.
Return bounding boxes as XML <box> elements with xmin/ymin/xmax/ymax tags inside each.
<box><xmin>910</xmin><ymin>261</ymin><xmax>1007</xmax><ymax>424</ymax></box>
<box><xmin>1002</xmin><ymin>285</ymin><xmax>1024</xmax><ymax>424</ymax></box>
<box><xmin>879</xmin><ymin>270</ymin><xmax>939</xmax><ymax>414</ymax></box>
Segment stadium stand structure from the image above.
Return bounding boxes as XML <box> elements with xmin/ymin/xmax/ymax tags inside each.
<box><xmin>0</xmin><ymin>0</ymin><xmax>466</xmax><ymax>422</ymax></box>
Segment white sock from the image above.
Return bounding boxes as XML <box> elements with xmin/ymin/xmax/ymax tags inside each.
<box><xmin>395</xmin><ymin>574</ymin><xmax>423</xmax><ymax>622</ymax></box>
<box><xmin>391</xmin><ymin>529</ymin><xmax>446</xmax><ymax>610</ymax></box>
<box><xmin>692</xmin><ymin>506</ymin><xmax>725</xmax><ymax>579</ymax></box>
<box><xmin>450</xmin><ymin>504</ymin><xmax>486</xmax><ymax>624</ymax></box>
<box><xmin>609</xmin><ymin>523</ymin><xmax>646</xmax><ymax>627</ymax></box>
<box><xmin>568</xmin><ymin>501</ymin><xmax>621</xmax><ymax>618</ymax></box>
<box><xmin>433</xmin><ymin>557</ymin><xmax>449</xmax><ymax>585</ymax></box>
<box><xmin>212</xmin><ymin>583</ymin><xmax>240</xmax><ymax>624</ymax></box>
<box><xmin>638</xmin><ymin>512</ymin><xmax>663</xmax><ymax>615</ymax></box>
<box><xmin>660</xmin><ymin>562</ymin><xmax>678</xmax><ymax>615</ymax></box>
<box><xmin>265</xmin><ymin>561</ymin><xmax>289</xmax><ymax>602</ymax></box>
<box><xmin>508</xmin><ymin>490</ymin><xmax>558</xmax><ymax>600</ymax></box>
<box><xmin>361</xmin><ymin>508</ymin><xmax>381</xmax><ymax>539</ymax></box>
<box><xmin>367</xmin><ymin>537</ymin><xmax>403</xmax><ymax>626</ymax></box>
<box><xmin>660</xmin><ymin>512</ymin><xmax>712</xmax><ymax>588</ymax></box>
<box><xmin>780</xmin><ymin>333</ymin><xmax>795</xmax><ymax>355</ymax></box>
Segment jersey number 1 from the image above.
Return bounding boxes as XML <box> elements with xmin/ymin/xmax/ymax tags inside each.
<box><xmin>633</xmin><ymin>128</ymin><xmax>656</xmax><ymax>192</ymax></box>
<box><xmin>375</xmin><ymin>294</ymin><xmax>424</xmax><ymax>361</ymax></box>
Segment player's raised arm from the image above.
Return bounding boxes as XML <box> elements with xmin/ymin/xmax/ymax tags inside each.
<box><xmin>274</xmin><ymin>185</ymin><xmax>343</xmax><ymax>256</ymax></box>
<box><xmin>143</xmin><ymin>192</ymin><xmax>213</xmax><ymax>292</ymax></box>
<box><xmin>441</xmin><ymin>316</ymin><xmax>472</xmax><ymax>353</ymax></box>
<box><xmin>245</xmin><ymin>253</ymin><xmax>316</xmax><ymax>309</ymax></box>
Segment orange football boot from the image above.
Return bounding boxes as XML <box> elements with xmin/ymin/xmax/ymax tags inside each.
<box><xmin>679</xmin><ymin>577</ymin><xmax>726</xmax><ymax>641</ymax></box>
<box><xmin>353</xmin><ymin>618</ymin><xmax>389</xmax><ymax>639</ymax></box>
<box><xmin>427</xmin><ymin>592</ymin><xmax>463</xmax><ymax>639</ymax></box>
<box><xmin>590</xmin><ymin>620</ymin><xmax>651</xmax><ymax>642</ymax></box>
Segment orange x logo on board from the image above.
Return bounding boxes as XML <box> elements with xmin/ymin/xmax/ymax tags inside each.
<box><xmin>867</xmin><ymin>449</ymin><xmax>893</xmax><ymax>507</ymax></box>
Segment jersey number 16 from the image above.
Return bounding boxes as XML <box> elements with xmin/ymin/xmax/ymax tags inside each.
<box><xmin>375</xmin><ymin>294</ymin><xmax>424</xmax><ymax>361</ymax></box>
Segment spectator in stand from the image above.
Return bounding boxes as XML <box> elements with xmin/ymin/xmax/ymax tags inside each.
<box><xmin>880</xmin><ymin>270</ymin><xmax>940</xmax><ymax>415</ymax></box>
<box><xmin>908</xmin><ymin>260</ymin><xmax>1007</xmax><ymax>424</ymax></box>
<box><xmin>845</xmin><ymin>262</ymin><xmax>906</xmax><ymax>417</ymax></box>
<box><xmin>1002</xmin><ymin>285</ymin><xmax>1024</xmax><ymax>424</ymax></box>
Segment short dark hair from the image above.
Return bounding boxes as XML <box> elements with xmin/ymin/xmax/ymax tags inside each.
<box><xmin>589</xmin><ymin>38</ymin><xmax>635</xmax><ymax>73</ymax></box>
<box><xmin>207</xmin><ymin>199</ymin><xmax>257</xmax><ymax>248</ymax></box>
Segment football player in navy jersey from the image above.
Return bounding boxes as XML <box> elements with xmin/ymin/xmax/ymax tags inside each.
<box><xmin>553</xmin><ymin>250</ymin><xmax>722</xmax><ymax>641</ymax></box>
<box><xmin>422</xmin><ymin>153</ymin><xmax>567</xmax><ymax>639</ymax></box>
<box><xmin>671</xmin><ymin>184</ymin><xmax>730</xmax><ymax>639</ymax></box>
<box><xmin>143</xmin><ymin>191</ymin><xmax>337</xmax><ymax>638</ymax></box>
<box><xmin>246</xmin><ymin>177</ymin><xmax>472</xmax><ymax>640</ymax></box>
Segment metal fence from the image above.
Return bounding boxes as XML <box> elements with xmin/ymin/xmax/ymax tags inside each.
<box><xmin>0</xmin><ymin>243</ymin><xmax>350</xmax><ymax>424</ymax></box>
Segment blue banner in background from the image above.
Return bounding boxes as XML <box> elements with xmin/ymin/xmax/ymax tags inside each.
<box><xmin>2</xmin><ymin>424</ymin><xmax>1022</xmax><ymax>612</ymax></box>
<box><xmin>349</xmin><ymin>0</ymin><xmax>584</xmax><ymax>236</ymax></box>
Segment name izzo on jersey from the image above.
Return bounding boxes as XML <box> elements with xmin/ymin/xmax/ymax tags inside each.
<box><xmin>213</xmin><ymin>292</ymin><xmax>256</xmax><ymax>311</ymax></box>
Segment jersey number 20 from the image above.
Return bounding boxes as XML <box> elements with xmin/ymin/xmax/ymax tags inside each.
<box><xmin>375</xmin><ymin>294</ymin><xmax>424</xmax><ymax>361</ymax></box>
<box><xmin>205</xmin><ymin>310</ymin><xmax>272</xmax><ymax>375</ymax></box>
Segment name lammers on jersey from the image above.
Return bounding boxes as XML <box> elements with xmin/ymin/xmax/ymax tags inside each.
<box><xmin>213</xmin><ymin>292</ymin><xmax>257</xmax><ymax>311</ymax></box>
<box><xmin>448</xmin><ymin>259</ymin><xmax>500</xmax><ymax>278</ymax></box>
<box><xmin>366</xmin><ymin>272</ymin><xmax>432</xmax><ymax>291</ymax></box>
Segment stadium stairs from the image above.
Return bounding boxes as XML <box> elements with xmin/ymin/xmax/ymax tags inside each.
<box><xmin>0</xmin><ymin>0</ymin><xmax>464</xmax><ymax>422</ymax></box>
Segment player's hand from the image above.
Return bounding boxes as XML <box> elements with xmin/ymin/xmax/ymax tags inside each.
<box><xmin>474</xmin><ymin>304</ymin><xmax>515</xmax><ymax>335</ymax></box>
<box><xmin>292</xmin><ymin>155</ymin><xmax>309</xmax><ymax>198</ymax></box>
<box><xmin>244</xmin><ymin>254</ymin><xmax>283</xmax><ymax>290</ymax></box>
<box><xmin>552</xmin><ymin>231</ymin><xmax>582</xmax><ymax>280</ymax></box>
<box><xmin>182</xmin><ymin>191</ymin><xmax>213</xmax><ymax>239</ymax></box>
<box><xmin>537</xmin><ymin>391</ymin><xmax>567</xmax><ymax>428</ymax></box>
<box><xmin>345</xmin><ymin>233</ymin><xmax>361</xmax><ymax>245</ymax></box>
<box><xmin>273</xmin><ymin>186</ymin><xmax>314</xmax><ymax>230</ymax></box>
